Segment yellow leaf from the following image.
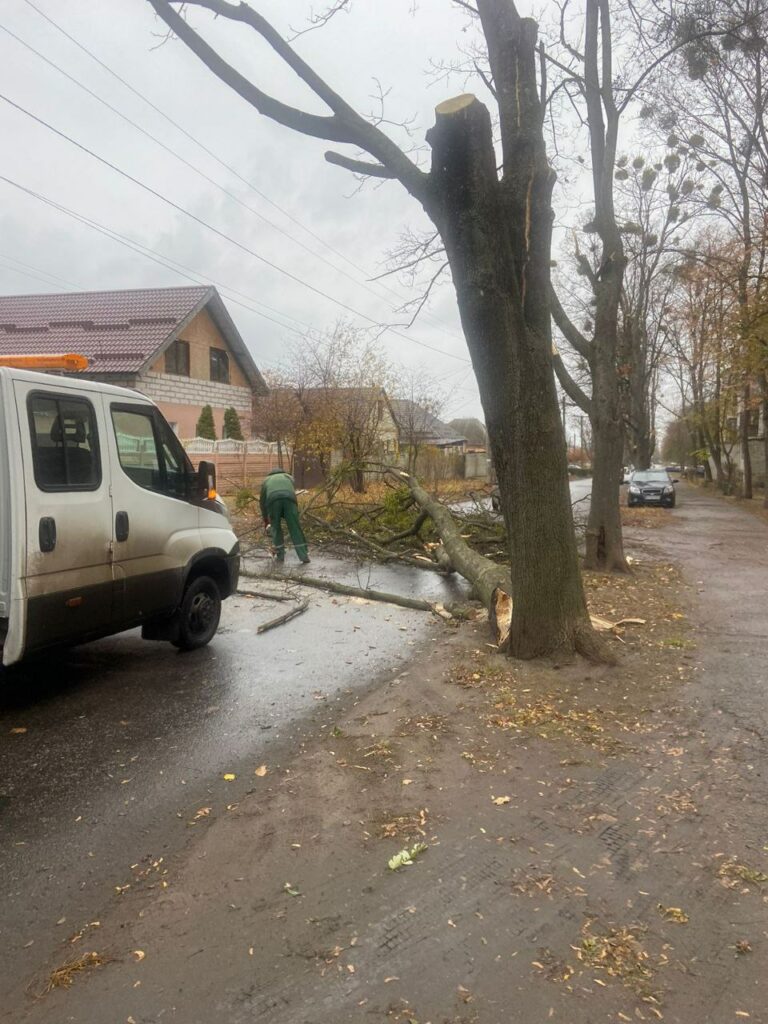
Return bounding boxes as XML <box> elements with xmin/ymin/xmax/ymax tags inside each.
<box><xmin>492</xmin><ymin>796</ymin><xmax>511</xmax><ymax>805</ymax></box>
<box><xmin>223</xmin><ymin>773</ymin><xmax>236</xmax><ymax>781</ymax></box>
<box><xmin>132</xmin><ymin>950</ymin><xmax>145</xmax><ymax>962</ymax></box>
<box><xmin>254</xmin><ymin>765</ymin><xmax>268</xmax><ymax>777</ymax></box>
<box><xmin>9</xmin><ymin>727</ymin><xmax>27</xmax><ymax>734</ymax></box>
<box><xmin>402</xmin><ymin>779</ymin><xmax>414</xmax><ymax>785</ymax></box>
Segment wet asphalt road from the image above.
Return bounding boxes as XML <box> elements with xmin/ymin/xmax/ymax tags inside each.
<box><xmin>0</xmin><ymin>484</ymin><xmax>592</xmax><ymax>997</ymax></box>
<box><xmin>0</xmin><ymin>553</ymin><xmax>468</xmax><ymax>999</ymax></box>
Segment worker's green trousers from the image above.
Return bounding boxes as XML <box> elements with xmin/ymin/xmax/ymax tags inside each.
<box><xmin>268</xmin><ymin>497</ymin><xmax>309</xmax><ymax>561</ymax></box>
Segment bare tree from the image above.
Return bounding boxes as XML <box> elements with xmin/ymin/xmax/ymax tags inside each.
<box><xmin>281</xmin><ymin>324</ymin><xmax>395</xmax><ymax>492</ymax></box>
<box><xmin>615</xmin><ymin>150</ymin><xmax>700</xmax><ymax>468</ymax></box>
<box><xmin>251</xmin><ymin>372</ymin><xmax>306</xmax><ymax>469</ymax></box>
<box><xmin>649</xmin><ymin>0</ymin><xmax>768</xmax><ymax>499</ymax></box>
<box><xmin>147</xmin><ymin>0</ymin><xmax>606</xmax><ymax>660</ymax></box>
<box><xmin>390</xmin><ymin>366</ymin><xmax>448</xmax><ymax>474</ymax></box>
<box><xmin>664</xmin><ymin>235</ymin><xmax>743</xmax><ymax>490</ymax></box>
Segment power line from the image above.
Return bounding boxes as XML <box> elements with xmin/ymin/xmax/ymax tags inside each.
<box><xmin>0</xmin><ymin>252</ymin><xmax>81</xmax><ymax>291</ymax></box>
<box><xmin>0</xmin><ymin>171</ymin><xmax>478</xmax><ymax>401</ymax></box>
<box><xmin>0</xmin><ymin>173</ymin><xmax>315</xmax><ymax>339</ymax></box>
<box><xmin>19</xmin><ymin>0</ymin><xmax>463</xmax><ymax>340</ymax></box>
<box><xmin>0</xmin><ymin>19</ymin><xmax>454</xmax><ymax>329</ymax></box>
<box><xmin>0</xmin><ymin>90</ymin><xmax>470</xmax><ymax>364</ymax></box>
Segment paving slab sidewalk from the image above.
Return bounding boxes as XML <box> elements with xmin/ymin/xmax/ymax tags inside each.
<box><xmin>7</xmin><ymin>483</ymin><xmax>768</xmax><ymax>1024</ymax></box>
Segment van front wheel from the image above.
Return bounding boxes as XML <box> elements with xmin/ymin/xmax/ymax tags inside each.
<box><xmin>174</xmin><ymin>575</ymin><xmax>221</xmax><ymax>651</ymax></box>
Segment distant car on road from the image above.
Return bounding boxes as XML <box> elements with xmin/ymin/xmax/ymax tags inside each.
<box><xmin>626</xmin><ymin>469</ymin><xmax>678</xmax><ymax>508</ymax></box>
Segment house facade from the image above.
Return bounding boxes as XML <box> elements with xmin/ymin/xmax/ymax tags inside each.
<box><xmin>389</xmin><ymin>398</ymin><xmax>467</xmax><ymax>454</ymax></box>
<box><xmin>0</xmin><ymin>285</ymin><xmax>267</xmax><ymax>438</ymax></box>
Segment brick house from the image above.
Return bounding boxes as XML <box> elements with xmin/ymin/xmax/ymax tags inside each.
<box><xmin>0</xmin><ymin>285</ymin><xmax>267</xmax><ymax>437</ymax></box>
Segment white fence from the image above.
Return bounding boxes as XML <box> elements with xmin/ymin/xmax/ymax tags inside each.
<box><xmin>181</xmin><ymin>437</ymin><xmax>284</xmax><ymax>456</ymax></box>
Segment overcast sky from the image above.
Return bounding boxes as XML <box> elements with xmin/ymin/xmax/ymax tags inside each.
<box><xmin>0</xmin><ymin>0</ymin><xmax>501</xmax><ymax>420</ymax></box>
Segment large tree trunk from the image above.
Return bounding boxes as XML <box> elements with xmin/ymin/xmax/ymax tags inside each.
<box><xmin>740</xmin><ymin>382</ymin><xmax>753</xmax><ymax>499</ymax></box>
<box><xmin>424</xmin><ymin>85</ymin><xmax>602</xmax><ymax>660</ymax></box>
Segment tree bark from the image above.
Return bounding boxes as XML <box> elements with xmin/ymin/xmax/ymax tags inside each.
<box><xmin>580</xmin><ymin>0</ymin><xmax>629</xmax><ymax>572</ymax></box>
<box><xmin>424</xmin><ymin>83</ymin><xmax>602</xmax><ymax>659</ymax></box>
<box><xmin>740</xmin><ymin>381</ymin><xmax>753</xmax><ymax>499</ymax></box>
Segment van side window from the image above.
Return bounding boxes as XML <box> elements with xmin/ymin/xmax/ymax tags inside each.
<box><xmin>28</xmin><ymin>394</ymin><xmax>101</xmax><ymax>491</ymax></box>
<box><xmin>111</xmin><ymin>405</ymin><xmax>191</xmax><ymax>499</ymax></box>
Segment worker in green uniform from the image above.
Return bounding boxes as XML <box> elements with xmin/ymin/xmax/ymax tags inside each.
<box><xmin>259</xmin><ymin>467</ymin><xmax>310</xmax><ymax>564</ymax></box>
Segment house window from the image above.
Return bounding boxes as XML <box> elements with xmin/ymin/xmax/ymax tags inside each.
<box><xmin>27</xmin><ymin>393</ymin><xmax>101</xmax><ymax>491</ymax></box>
<box><xmin>165</xmin><ymin>339</ymin><xmax>190</xmax><ymax>376</ymax></box>
<box><xmin>210</xmin><ymin>347</ymin><xmax>229</xmax><ymax>383</ymax></box>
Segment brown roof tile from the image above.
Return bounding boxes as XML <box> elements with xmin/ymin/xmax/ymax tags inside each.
<box><xmin>0</xmin><ymin>285</ymin><xmax>210</xmax><ymax>374</ymax></box>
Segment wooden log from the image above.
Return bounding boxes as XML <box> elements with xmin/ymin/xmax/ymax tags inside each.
<box><xmin>390</xmin><ymin>471</ymin><xmax>511</xmax><ymax>608</ymax></box>
<box><xmin>256</xmin><ymin>598</ymin><xmax>309</xmax><ymax>633</ymax></box>
<box><xmin>240</xmin><ymin>568</ymin><xmax>473</xmax><ymax>619</ymax></box>
<box><xmin>389</xmin><ymin>470</ymin><xmax>634</xmax><ymax>648</ymax></box>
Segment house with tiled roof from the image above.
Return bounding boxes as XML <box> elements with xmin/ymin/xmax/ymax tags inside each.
<box><xmin>0</xmin><ymin>285</ymin><xmax>267</xmax><ymax>437</ymax></box>
<box><xmin>389</xmin><ymin>398</ymin><xmax>467</xmax><ymax>452</ymax></box>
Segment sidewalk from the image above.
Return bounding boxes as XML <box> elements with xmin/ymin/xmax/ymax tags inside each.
<box><xmin>8</xmin><ymin>484</ymin><xmax>768</xmax><ymax>1024</ymax></box>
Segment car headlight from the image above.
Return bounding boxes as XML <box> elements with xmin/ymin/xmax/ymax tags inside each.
<box><xmin>662</xmin><ymin>485</ymin><xmax>672</xmax><ymax>494</ymax></box>
<box><xmin>629</xmin><ymin>485</ymin><xmax>640</xmax><ymax>494</ymax></box>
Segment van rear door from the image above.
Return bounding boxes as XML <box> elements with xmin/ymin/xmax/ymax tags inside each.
<box><xmin>14</xmin><ymin>378</ymin><xmax>115</xmax><ymax>651</ymax></box>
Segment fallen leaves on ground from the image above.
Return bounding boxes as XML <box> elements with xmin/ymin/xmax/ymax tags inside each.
<box><xmin>9</xmin><ymin>727</ymin><xmax>27</xmax><ymax>734</ymax></box>
<box><xmin>491</xmin><ymin>795</ymin><xmax>510</xmax><ymax>805</ymax></box>
<box><xmin>657</xmin><ymin>903</ymin><xmax>689</xmax><ymax>924</ymax></box>
<box><xmin>487</xmin><ymin>688</ymin><xmax>624</xmax><ymax>753</ymax></box>
<box><xmin>375</xmin><ymin>808</ymin><xmax>428</xmax><ymax>840</ymax></box>
<box><xmin>254</xmin><ymin>765</ymin><xmax>268</xmax><ymax>777</ymax></box>
<box><xmin>717</xmin><ymin>859</ymin><xmax>768</xmax><ymax>888</ymax></box>
<box><xmin>223</xmin><ymin>773</ymin><xmax>236</xmax><ymax>781</ymax></box>
<box><xmin>576</xmin><ymin>922</ymin><xmax>657</xmax><ymax>997</ymax></box>
<box><xmin>46</xmin><ymin>951</ymin><xmax>113</xmax><ymax>992</ymax></box>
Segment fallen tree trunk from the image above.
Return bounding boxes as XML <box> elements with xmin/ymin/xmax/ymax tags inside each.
<box><xmin>241</xmin><ymin>568</ymin><xmax>473</xmax><ymax>619</ymax></box>
<box><xmin>391</xmin><ymin>472</ymin><xmax>511</xmax><ymax>608</ymax></box>
<box><xmin>390</xmin><ymin>471</ymin><xmax>626</xmax><ymax>655</ymax></box>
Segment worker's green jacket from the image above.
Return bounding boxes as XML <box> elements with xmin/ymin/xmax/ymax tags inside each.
<box><xmin>259</xmin><ymin>469</ymin><xmax>298</xmax><ymax>519</ymax></box>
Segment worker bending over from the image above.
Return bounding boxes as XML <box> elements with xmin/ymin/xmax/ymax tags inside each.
<box><xmin>259</xmin><ymin>468</ymin><xmax>310</xmax><ymax>564</ymax></box>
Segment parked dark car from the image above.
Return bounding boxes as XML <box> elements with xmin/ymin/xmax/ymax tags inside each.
<box><xmin>627</xmin><ymin>469</ymin><xmax>678</xmax><ymax>508</ymax></box>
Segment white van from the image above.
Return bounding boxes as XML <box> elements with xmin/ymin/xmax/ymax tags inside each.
<box><xmin>0</xmin><ymin>364</ymin><xmax>239</xmax><ymax>666</ymax></box>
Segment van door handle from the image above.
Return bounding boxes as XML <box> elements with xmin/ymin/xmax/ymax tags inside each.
<box><xmin>115</xmin><ymin>511</ymin><xmax>129</xmax><ymax>542</ymax></box>
<box><xmin>39</xmin><ymin>516</ymin><xmax>56</xmax><ymax>553</ymax></box>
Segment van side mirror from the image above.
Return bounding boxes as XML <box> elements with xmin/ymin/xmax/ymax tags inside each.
<box><xmin>197</xmin><ymin>460</ymin><xmax>217</xmax><ymax>499</ymax></box>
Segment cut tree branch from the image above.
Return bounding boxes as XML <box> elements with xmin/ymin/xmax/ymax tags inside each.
<box><xmin>244</xmin><ymin>569</ymin><xmax>470</xmax><ymax>618</ymax></box>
